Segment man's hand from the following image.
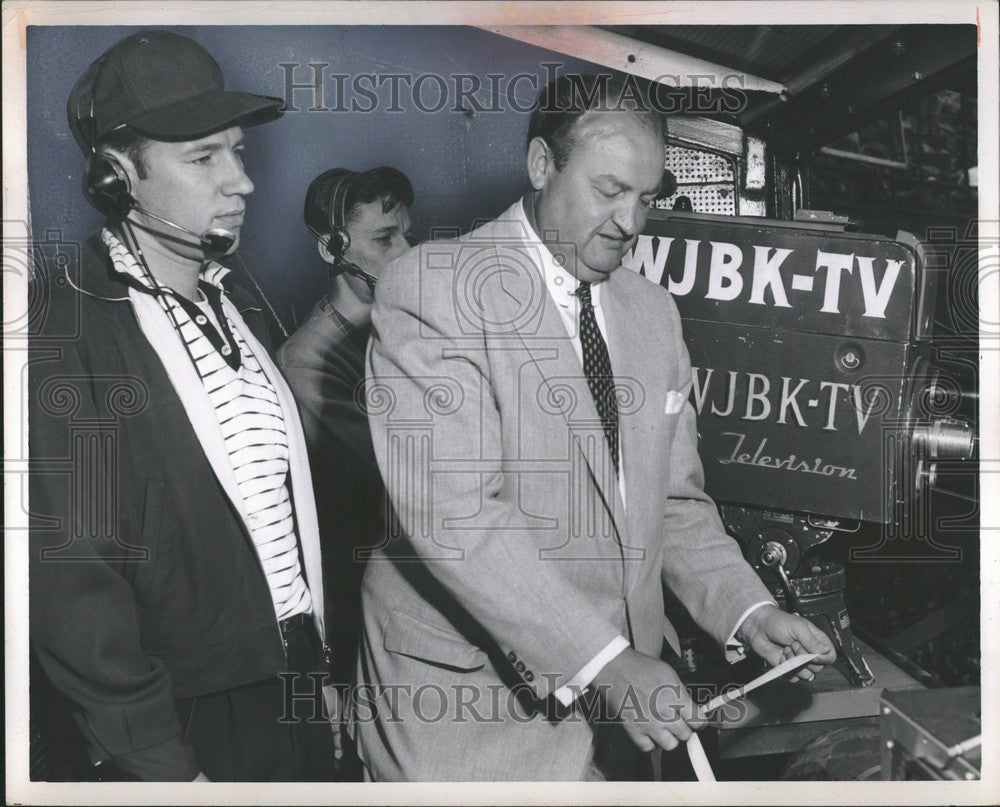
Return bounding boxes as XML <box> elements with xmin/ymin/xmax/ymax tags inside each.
<box><xmin>590</xmin><ymin>647</ymin><xmax>703</xmax><ymax>753</ymax></box>
<box><xmin>738</xmin><ymin>605</ymin><xmax>836</xmax><ymax>681</ymax></box>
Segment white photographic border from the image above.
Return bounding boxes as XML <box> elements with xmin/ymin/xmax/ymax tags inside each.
<box><xmin>4</xmin><ymin>2</ymin><xmax>997</xmax><ymax>804</ymax></box>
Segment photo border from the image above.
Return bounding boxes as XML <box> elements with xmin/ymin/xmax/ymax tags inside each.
<box><xmin>4</xmin><ymin>2</ymin><xmax>997</xmax><ymax>804</ymax></box>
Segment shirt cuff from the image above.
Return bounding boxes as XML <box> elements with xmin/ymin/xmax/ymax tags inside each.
<box><xmin>553</xmin><ymin>635</ymin><xmax>631</xmax><ymax>707</ymax></box>
<box><xmin>724</xmin><ymin>600</ymin><xmax>778</xmax><ymax>663</ymax></box>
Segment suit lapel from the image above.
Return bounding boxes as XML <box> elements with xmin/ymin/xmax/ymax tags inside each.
<box><xmin>494</xmin><ymin>242</ymin><xmax>631</xmax><ymax>548</ymax></box>
<box><xmin>602</xmin><ymin>272</ymin><xmax>667</xmax><ymax>566</ymax></box>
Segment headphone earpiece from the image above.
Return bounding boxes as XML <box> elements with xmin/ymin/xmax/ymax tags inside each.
<box><xmin>327</xmin><ymin>226</ymin><xmax>350</xmax><ymax>257</ymax></box>
<box><xmin>83</xmin><ymin>152</ymin><xmax>135</xmax><ymax>218</ymax></box>
<box><xmin>307</xmin><ymin>225</ymin><xmax>350</xmax><ymax>263</ymax></box>
<box><xmin>76</xmin><ymin>84</ymin><xmax>136</xmax><ymax>218</ymax></box>
<box><xmin>326</xmin><ymin>172</ymin><xmax>354</xmax><ymax>259</ymax></box>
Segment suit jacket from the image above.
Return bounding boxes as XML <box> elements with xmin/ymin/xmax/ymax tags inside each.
<box><xmin>351</xmin><ymin>202</ymin><xmax>772</xmax><ymax>780</ymax></box>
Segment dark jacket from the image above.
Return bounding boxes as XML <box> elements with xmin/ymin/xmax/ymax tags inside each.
<box><xmin>277</xmin><ymin>303</ymin><xmax>382</xmax><ymax>684</ymax></box>
<box><xmin>28</xmin><ymin>233</ymin><xmax>300</xmax><ymax>780</ymax></box>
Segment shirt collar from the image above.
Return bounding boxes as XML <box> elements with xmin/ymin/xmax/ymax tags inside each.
<box><xmin>513</xmin><ymin>199</ymin><xmax>602</xmax><ymax>312</ymax></box>
<box><xmin>101</xmin><ymin>228</ymin><xmax>231</xmax><ymax>296</ymax></box>
<box><xmin>319</xmin><ymin>296</ymin><xmax>357</xmax><ymax>334</ymax></box>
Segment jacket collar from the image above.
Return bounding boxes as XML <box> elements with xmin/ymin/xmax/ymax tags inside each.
<box><xmin>63</xmin><ymin>231</ymin><xmax>134</xmax><ymax>301</ymax></box>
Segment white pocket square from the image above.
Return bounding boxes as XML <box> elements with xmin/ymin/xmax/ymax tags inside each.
<box><xmin>664</xmin><ymin>390</ymin><xmax>686</xmax><ymax>415</ymax></box>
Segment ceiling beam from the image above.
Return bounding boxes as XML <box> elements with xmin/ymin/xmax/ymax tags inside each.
<box><xmin>482</xmin><ymin>25</ymin><xmax>787</xmax><ymax>95</ymax></box>
<box><xmin>759</xmin><ymin>25</ymin><xmax>977</xmax><ymax>155</ymax></box>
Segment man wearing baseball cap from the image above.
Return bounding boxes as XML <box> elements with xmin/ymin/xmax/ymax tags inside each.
<box><xmin>29</xmin><ymin>31</ymin><xmax>335</xmax><ymax>781</ymax></box>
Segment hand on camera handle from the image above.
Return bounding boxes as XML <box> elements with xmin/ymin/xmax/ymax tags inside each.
<box><xmin>738</xmin><ymin>604</ymin><xmax>837</xmax><ymax>681</ymax></box>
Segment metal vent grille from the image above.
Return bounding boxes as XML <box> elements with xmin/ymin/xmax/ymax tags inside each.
<box><xmin>656</xmin><ymin>143</ymin><xmax>738</xmax><ymax>215</ymax></box>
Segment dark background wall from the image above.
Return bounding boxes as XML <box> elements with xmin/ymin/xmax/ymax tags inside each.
<box><xmin>26</xmin><ymin>25</ymin><xmax>598</xmax><ymax>329</ymax></box>
<box><xmin>802</xmin><ymin>88</ymin><xmax>978</xmax><ymax>239</ymax></box>
<box><xmin>798</xmin><ymin>88</ymin><xmax>980</xmax><ymax>691</ymax></box>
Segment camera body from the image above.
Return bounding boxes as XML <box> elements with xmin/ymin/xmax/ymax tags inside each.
<box><xmin>624</xmin><ymin>209</ymin><xmax>976</xmax><ymax>685</ymax></box>
<box><xmin>625</xmin><ymin>209</ymin><xmax>973</xmax><ymax>525</ymax></box>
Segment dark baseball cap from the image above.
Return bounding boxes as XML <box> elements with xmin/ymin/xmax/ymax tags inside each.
<box><xmin>68</xmin><ymin>30</ymin><xmax>284</xmax><ymax>151</ymax></box>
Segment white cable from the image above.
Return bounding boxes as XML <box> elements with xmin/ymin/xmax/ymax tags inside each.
<box><xmin>698</xmin><ymin>653</ymin><xmax>819</xmax><ymax>720</ymax></box>
<box><xmin>686</xmin><ymin>732</ymin><xmax>716</xmax><ymax>782</ymax></box>
<box><xmin>686</xmin><ymin>652</ymin><xmax>820</xmax><ymax>782</ymax></box>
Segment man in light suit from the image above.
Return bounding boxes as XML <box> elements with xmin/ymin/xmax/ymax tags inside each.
<box><xmin>352</xmin><ymin>74</ymin><xmax>835</xmax><ymax>781</ymax></box>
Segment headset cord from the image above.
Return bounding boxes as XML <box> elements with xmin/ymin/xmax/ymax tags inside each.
<box><xmin>231</xmin><ymin>252</ymin><xmax>290</xmax><ymax>339</ymax></box>
<box><xmin>116</xmin><ymin>219</ymin><xmax>221</xmax><ymax>374</ymax></box>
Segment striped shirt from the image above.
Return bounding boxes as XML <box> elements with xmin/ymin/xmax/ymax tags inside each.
<box><xmin>103</xmin><ymin>229</ymin><xmax>312</xmax><ymax>623</ymax></box>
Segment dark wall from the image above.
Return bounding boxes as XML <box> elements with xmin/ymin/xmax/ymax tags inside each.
<box><xmin>801</xmin><ymin>88</ymin><xmax>977</xmax><ymax>238</ymax></box>
<box><xmin>26</xmin><ymin>25</ymin><xmax>598</xmax><ymax>327</ymax></box>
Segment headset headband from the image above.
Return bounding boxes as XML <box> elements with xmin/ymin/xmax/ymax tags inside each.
<box><xmin>329</xmin><ymin>171</ymin><xmax>355</xmax><ymax>233</ymax></box>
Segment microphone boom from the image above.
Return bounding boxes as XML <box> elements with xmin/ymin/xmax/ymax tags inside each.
<box><xmin>130</xmin><ymin>205</ymin><xmax>236</xmax><ymax>257</ymax></box>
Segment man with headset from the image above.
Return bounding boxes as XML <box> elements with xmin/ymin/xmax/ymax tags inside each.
<box><xmin>276</xmin><ymin>167</ymin><xmax>414</xmax><ymax>777</ymax></box>
<box><xmin>29</xmin><ymin>31</ymin><xmax>335</xmax><ymax>781</ymax></box>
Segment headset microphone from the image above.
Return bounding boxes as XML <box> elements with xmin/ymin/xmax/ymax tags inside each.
<box><xmin>338</xmin><ymin>260</ymin><xmax>378</xmax><ymax>291</ymax></box>
<box><xmin>133</xmin><ymin>207</ymin><xmax>236</xmax><ymax>257</ymax></box>
<box><xmin>82</xmin><ymin>153</ymin><xmax>236</xmax><ymax>258</ymax></box>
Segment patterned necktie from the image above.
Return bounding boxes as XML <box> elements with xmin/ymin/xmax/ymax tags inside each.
<box><xmin>576</xmin><ymin>281</ymin><xmax>620</xmax><ymax>473</ymax></box>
